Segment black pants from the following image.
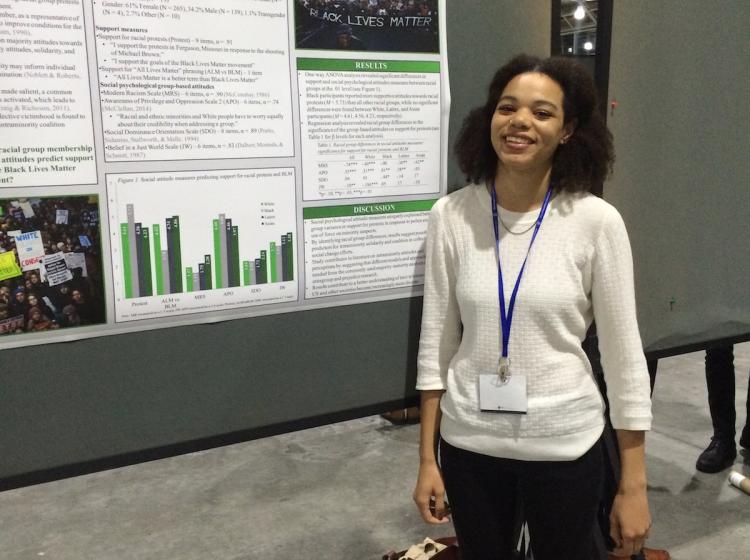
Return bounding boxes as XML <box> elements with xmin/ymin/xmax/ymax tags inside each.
<box><xmin>440</xmin><ymin>438</ymin><xmax>604</xmax><ymax>560</ymax></box>
<box><xmin>705</xmin><ymin>345</ymin><xmax>750</xmax><ymax>439</ymax></box>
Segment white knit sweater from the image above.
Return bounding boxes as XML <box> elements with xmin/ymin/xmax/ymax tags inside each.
<box><xmin>416</xmin><ymin>183</ymin><xmax>652</xmax><ymax>461</ymax></box>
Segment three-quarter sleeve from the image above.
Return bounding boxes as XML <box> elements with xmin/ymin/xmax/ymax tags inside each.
<box><xmin>416</xmin><ymin>201</ymin><xmax>462</xmax><ymax>390</ymax></box>
<box><xmin>591</xmin><ymin>207</ymin><xmax>653</xmax><ymax>430</ymax></box>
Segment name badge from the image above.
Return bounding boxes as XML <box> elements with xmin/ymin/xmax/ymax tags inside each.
<box><xmin>479</xmin><ymin>373</ymin><xmax>527</xmax><ymax>413</ymax></box>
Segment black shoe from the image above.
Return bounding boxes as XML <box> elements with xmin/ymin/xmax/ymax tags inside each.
<box><xmin>740</xmin><ymin>426</ymin><xmax>750</xmax><ymax>450</ymax></box>
<box><xmin>696</xmin><ymin>437</ymin><xmax>736</xmax><ymax>473</ymax></box>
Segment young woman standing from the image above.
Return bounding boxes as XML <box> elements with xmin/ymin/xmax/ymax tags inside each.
<box><xmin>413</xmin><ymin>55</ymin><xmax>652</xmax><ymax>559</ymax></box>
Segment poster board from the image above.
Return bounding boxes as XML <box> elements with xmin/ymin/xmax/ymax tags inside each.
<box><xmin>0</xmin><ymin>1</ymin><xmax>553</xmax><ymax>483</ymax></box>
<box><xmin>0</xmin><ymin>0</ymin><xmax>449</xmax><ymax>349</ymax></box>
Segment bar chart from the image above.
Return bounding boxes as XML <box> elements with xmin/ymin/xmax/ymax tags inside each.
<box><xmin>120</xmin><ymin>209</ymin><xmax>294</xmax><ymax>298</ymax></box>
<box><xmin>107</xmin><ymin>169</ymin><xmax>298</xmax><ymax>322</ymax></box>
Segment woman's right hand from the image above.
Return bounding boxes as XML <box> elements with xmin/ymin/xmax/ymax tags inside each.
<box><xmin>413</xmin><ymin>461</ymin><xmax>450</xmax><ymax>524</ymax></box>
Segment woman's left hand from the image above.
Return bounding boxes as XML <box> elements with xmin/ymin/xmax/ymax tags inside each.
<box><xmin>609</xmin><ymin>485</ymin><xmax>651</xmax><ymax>557</ymax></box>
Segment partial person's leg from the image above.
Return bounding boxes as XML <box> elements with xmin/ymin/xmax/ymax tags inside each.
<box><xmin>697</xmin><ymin>346</ymin><xmax>737</xmax><ymax>472</ymax></box>
<box><xmin>520</xmin><ymin>439</ymin><xmax>604</xmax><ymax>560</ymax></box>
<box><xmin>705</xmin><ymin>346</ymin><xmax>736</xmax><ymax>439</ymax></box>
<box><xmin>740</xmin><ymin>367</ymin><xmax>750</xmax><ymax>449</ymax></box>
<box><xmin>439</xmin><ymin>439</ymin><xmax>518</xmax><ymax>560</ymax></box>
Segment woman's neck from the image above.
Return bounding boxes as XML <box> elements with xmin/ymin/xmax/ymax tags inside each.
<box><xmin>493</xmin><ymin>165</ymin><xmax>552</xmax><ymax>212</ymax></box>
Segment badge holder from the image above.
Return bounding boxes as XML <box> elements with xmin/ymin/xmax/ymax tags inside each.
<box><xmin>479</xmin><ymin>357</ymin><xmax>527</xmax><ymax>414</ymax></box>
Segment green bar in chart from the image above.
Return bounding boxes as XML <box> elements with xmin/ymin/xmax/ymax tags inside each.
<box><xmin>242</xmin><ymin>261</ymin><xmax>251</xmax><ymax>286</ymax></box>
<box><xmin>219</xmin><ymin>215</ymin><xmax>228</xmax><ymax>290</ymax></box>
<box><xmin>153</xmin><ymin>224</ymin><xmax>164</xmax><ymax>296</ymax></box>
<box><xmin>120</xmin><ymin>223</ymin><xmax>132</xmax><ymax>298</ymax></box>
<box><xmin>225</xmin><ymin>218</ymin><xmax>234</xmax><ymax>287</ymax></box>
<box><xmin>185</xmin><ymin>267</ymin><xmax>193</xmax><ymax>292</ymax></box>
<box><xmin>275</xmin><ymin>242</ymin><xmax>282</xmax><ymax>284</ymax></box>
<box><xmin>212</xmin><ymin>219</ymin><xmax>223</xmax><ymax>289</ymax></box>
<box><xmin>269</xmin><ymin>242</ymin><xmax>277</xmax><ymax>283</ymax></box>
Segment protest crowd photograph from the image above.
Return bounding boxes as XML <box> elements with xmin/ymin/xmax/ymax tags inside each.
<box><xmin>0</xmin><ymin>196</ymin><xmax>105</xmax><ymax>336</ymax></box>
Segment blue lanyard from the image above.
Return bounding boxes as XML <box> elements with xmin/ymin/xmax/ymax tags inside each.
<box><xmin>491</xmin><ymin>181</ymin><xmax>552</xmax><ymax>370</ymax></box>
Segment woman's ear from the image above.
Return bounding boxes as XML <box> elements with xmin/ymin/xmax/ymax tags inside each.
<box><xmin>561</xmin><ymin>119</ymin><xmax>577</xmax><ymax>144</ymax></box>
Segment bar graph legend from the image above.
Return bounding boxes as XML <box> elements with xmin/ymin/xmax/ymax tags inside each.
<box><xmin>107</xmin><ymin>169</ymin><xmax>298</xmax><ymax>322</ymax></box>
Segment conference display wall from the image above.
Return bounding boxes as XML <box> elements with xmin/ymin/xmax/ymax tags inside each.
<box><xmin>0</xmin><ymin>1</ymin><xmax>554</xmax><ymax>484</ymax></box>
<box><xmin>605</xmin><ymin>0</ymin><xmax>750</xmax><ymax>354</ymax></box>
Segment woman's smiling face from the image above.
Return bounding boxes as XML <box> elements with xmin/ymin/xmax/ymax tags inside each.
<box><xmin>491</xmin><ymin>72</ymin><xmax>574</xmax><ymax>174</ymax></box>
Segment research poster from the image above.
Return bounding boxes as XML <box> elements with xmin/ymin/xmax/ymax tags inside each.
<box><xmin>0</xmin><ymin>0</ymin><xmax>448</xmax><ymax>349</ymax></box>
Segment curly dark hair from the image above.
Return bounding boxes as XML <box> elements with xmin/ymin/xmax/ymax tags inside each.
<box><xmin>454</xmin><ymin>54</ymin><xmax>614</xmax><ymax>193</ymax></box>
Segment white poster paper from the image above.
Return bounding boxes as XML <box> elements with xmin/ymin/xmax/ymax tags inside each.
<box><xmin>13</xmin><ymin>230</ymin><xmax>45</xmax><ymax>271</ymax></box>
<box><xmin>63</xmin><ymin>251</ymin><xmax>87</xmax><ymax>277</ymax></box>
<box><xmin>19</xmin><ymin>201</ymin><xmax>35</xmax><ymax>218</ymax></box>
<box><xmin>41</xmin><ymin>252</ymin><xmax>73</xmax><ymax>286</ymax></box>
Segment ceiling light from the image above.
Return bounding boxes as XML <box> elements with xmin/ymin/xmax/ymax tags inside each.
<box><xmin>583</xmin><ymin>41</ymin><xmax>593</xmax><ymax>51</ymax></box>
<box><xmin>574</xmin><ymin>5</ymin><xmax>585</xmax><ymax>20</ymax></box>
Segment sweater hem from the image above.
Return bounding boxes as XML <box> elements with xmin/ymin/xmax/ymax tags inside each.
<box><xmin>440</xmin><ymin>416</ymin><xmax>606</xmax><ymax>461</ymax></box>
